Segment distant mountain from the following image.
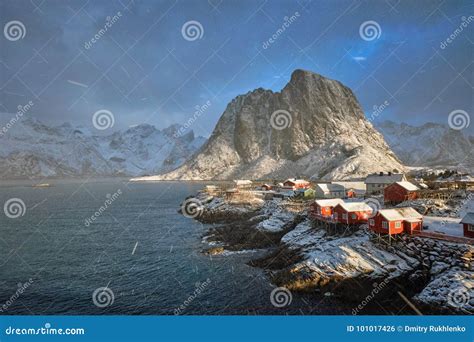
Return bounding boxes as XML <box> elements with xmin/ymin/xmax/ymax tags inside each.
<box><xmin>0</xmin><ymin>118</ymin><xmax>206</xmax><ymax>179</ymax></box>
<box><xmin>376</xmin><ymin>120</ymin><xmax>473</xmax><ymax>172</ymax></box>
<box><xmin>135</xmin><ymin>69</ymin><xmax>404</xmax><ymax>181</ymax></box>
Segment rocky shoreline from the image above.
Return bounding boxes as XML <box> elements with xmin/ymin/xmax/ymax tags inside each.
<box><xmin>181</xmin><ymin>193</ymin><xmax>473</xmax><ymax>314</ymax></box>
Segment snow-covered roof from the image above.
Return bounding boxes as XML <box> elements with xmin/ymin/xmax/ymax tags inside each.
<box><xmin>314</xmin><ymin>198</ymin><xmax>345</xmax><ymax>207</ymax></box>
<box><xmin>337</xmin><ymin>202</ymin><xmax>373</xmax><ymax>212</ymax></box>
<box><xmin>315</xmin><ymin>183</ymin><xmax>345</xmax><ymax>192</ymax></box>
<box><xmin>378</xmin><ymin>207</ymin><xmax>422</xmax><ymax>221</ymax></box>
<box><xmin>234</xmin><ymin>180</ymin><xmax>252</xmax><ymax>186</ymax></box>
<box><xmin>461</xmin><ymin>213</ymin><xmax>474</xmax><ymax>225</ymax></box>
<box><xmin>365</xmin><ymin>173</ymin><xmax>405</xmax><ymax>184</ymax></box>
<box><xmin>331</xmin><ymin>181</ymin><xmax>366</xmax><ymax>190</ymax></box>
<box><xmin>394</xmin><ymin>181</ymin><xmax>419</xmax><ymax>191</ymax></box>
<box><xmin>284</xmin><ymin>178</ymin><xmax>309</xmax><ymax>185</ymax></box>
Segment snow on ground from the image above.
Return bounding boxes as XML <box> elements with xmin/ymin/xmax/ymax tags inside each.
<box><xmin>415</xmin><ymin>268</ymin><xmax>473</xmax><ymax>313</ymax></box>
<box><xmin>423</xmin><ymin>216</ymin><xmax>463</xmax><ymax>237</ymax></box>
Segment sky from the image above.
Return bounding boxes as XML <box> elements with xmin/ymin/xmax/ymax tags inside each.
<box><xmin>0</xmin><ymin>0</ymin><xmax>473</xmax><ymax>137</ymax></box>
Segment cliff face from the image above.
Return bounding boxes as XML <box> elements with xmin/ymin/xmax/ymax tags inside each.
<box><xmin>147</xmin><ymin>69</ymin><xmax>404</xmax><ymax>180</ymax></box>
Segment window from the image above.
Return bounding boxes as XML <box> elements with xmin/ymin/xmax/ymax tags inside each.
<box><xmin>334</xmin><ymin>213</ymin><xmax>338</xmax><ymax>219</ymax></box>
<box><xmin>395</xmin><ymin>222</ymin><xmax>401</xmax><ymax>228</ymax></box>
<box><xmin>369</xmin><ymin>219</ymin><xmax>375</xmax><ymax>225</ymax></box>
<box><xmin>382</xmin><ymin>221</ymin><xmax>388</xmax><ymax>229</ymax></box>
<box><xmin>342</xmin><ymin>213</ymin><xmax>348</xmax><ymax>220</ymax></box>
<box><xmin>468</xmin><ymin>224</ymin><xmax>474</xmax><ymax>232</ymax></box>
<box><xmin>351</xmin><ymin>214</ymin><xmax>356</xmax><ymax>219</ymax></box>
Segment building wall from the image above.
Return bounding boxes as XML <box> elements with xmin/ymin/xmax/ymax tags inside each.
<box><xmin>403</xmin><ymin>221</ymin><xmax>422</xmax><ymax>234</ymax></box>
<box><xmin>369</xmin><ymin>214</ymin><xmax>404</xmax><ymax>235</ymax></box>
<box><xmin>463</xmin><ymin>223</ymin><xmax>474</xmax><ymax>238</ymax></box>
<box><xmin>384</xmin><ymin>183</ymin><xmax>418</xmax><ymax>204</ymax></box>
<box><xmin>333</xmin><ymin>206</ymin><xmax>370</xmax><ymax>225</ymax></box>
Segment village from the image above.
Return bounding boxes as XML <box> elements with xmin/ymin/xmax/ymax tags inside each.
<box><xmin>202</xmin><ymin>171</ymin><xmax>474</xmax><ymax>244</ymax></box>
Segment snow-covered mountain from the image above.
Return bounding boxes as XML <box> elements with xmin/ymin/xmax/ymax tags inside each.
<box><xmin>376</xmin><ymin>120</ymin><xmax>473</xmax><ymax>172</ymax></box>
<box><xmin>0</xmin><ymin>118</ymin><xmax>206</xmax><ymax>179</ymax></box>
<box><xmin>135</xmin><ymin>69</ymin><xmax>404</xmax><ymax>181</ymax></box>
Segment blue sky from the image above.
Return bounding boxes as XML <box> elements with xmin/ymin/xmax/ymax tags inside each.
<box><xmin>1</xmin><ymin>0</ymin><xmax>473</xmax><ymax>136</ymax></box>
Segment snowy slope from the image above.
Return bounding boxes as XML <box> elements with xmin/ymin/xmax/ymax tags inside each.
<box><xmin>0</xmin><ymin>118</ymin><xmax>206</xmax><ymax>179</ymax></box>
<box><xmin>376</xmin><ymin>121</ymin><xmax>473</xmax><ymax>172</ymax></box>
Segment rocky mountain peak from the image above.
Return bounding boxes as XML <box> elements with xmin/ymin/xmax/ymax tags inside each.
<box><xmin>141</xmin><ymin>70</ymin><xmax>404</xmax><ymax>181</ymax></box>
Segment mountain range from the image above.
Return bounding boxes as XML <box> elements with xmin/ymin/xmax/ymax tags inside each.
<box><xmin>0</xmin><ymin>118</ymin><xmax>205</xmax><ymax>179</ymax></box>
<box><xmin>1</xmin><ymin>70</ymin><xmax>472</xmax><ymax>180</ymax></box>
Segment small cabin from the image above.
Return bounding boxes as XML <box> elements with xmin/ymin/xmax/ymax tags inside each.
<box><xmin>369</xmin><ymin>207</ymin><xmax>423</xmax><ymax>235</ymax></box>
<box><xmin>333</xmin><ymin>202</ymin><xmax>373</xmax><ymax>225</ymax></box>
<box><xmin>310</xmin><ymin>198</ymin><xmax>344</xmax><ymax>220</ymax></box>
<box><xmin>261</xmin><ymin>183</ymin><xmax>273</xmax><ymax>191</ymax></box>
<box><xmin>234</xmin><ymin>180</ymin><xmax>253</xmax><ymax>189</ymax></box>
<box><xmin>282</xmin><ymin>178</ymin><xmax>310</xmax><ymax>190</ymax></box>
<box><xmin>460</xmin><ymin>213</ymin><xmax>474</xmax><ymax>239</ymax></box>
<box><xmin>384</xmin><ymin>181</ymin><xmax>419</xmax><ymax>204</ymax></box>
<box><xmin>314</xmin><ymin>183</ymin><xmax>345</xmax><ymax>198</ymax></box>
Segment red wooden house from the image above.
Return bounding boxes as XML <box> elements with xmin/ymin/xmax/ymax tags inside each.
<box><xmin>369</xmin><ymin>207</ymin><xmax>423</xmax><ymax>235</ymax></box>
<box><xmin>282</xmin><ymin>178</ymin><xmax>310</xmax><ymax>191</ymax></box>
<box><xmin>310</xmin><ymin>198</ymin><xmax>344</xmax><ymax>220</ymax></box>
<box><xmin>261</xmin><ymin>184</ymin><xmax>273</xmax><ymax>191</ymax></box>
<box><xmin>384</xmin><ymin>181</ymin><xmax>419</xmax><ymax>204</ymax></box>
<box><xmin>460</xmin><ymin>213</ymin><xmax>474</xmax><ymax>238</ymax></box>
<box><xmin>333</xmin><ymin>202</ymin><xmax>373</xmax><ymax>225</ymax></box>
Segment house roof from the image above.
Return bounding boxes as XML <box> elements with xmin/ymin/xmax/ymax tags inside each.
<box><xmin>284</xmin><ymin>178</ymin><xmax>309</xmax><ymax>185</ymax></box>
<box><xmin>315</xmin><ymin>183</ymin><xmax>345</xmax><ymax>192</ymax></box>
<box><xmin>461</xmin><ymin>213</ymin><xmax>474</xmax><ymax>225</ymax></box>
<box><xmin>336</xmin><ymin>202</ymin><xmax>373</xmax><ymax>212</ymax></box>
<box><xmin>378</xmin><ymin>207</ymin><xmax>422</xmax><ymax>221</ymax></box>
<box><xmin>393</xmin><ymin>181</ymin><xmax>419</xmax><ymax>191</ymax></box>
<box><xmin>332</xmin><ymin>181</ymin><xmax>366</xmax><ymax>191</ymax></box>
<box><xmin>365</xmin><ymin>173</ymin><xmax>405</xmax><ymax>184</ymax></box>
<box><xmin>234</xmin><ymin>180</ymin><xmax>252</xmax><ymax>186</ymax></box>
<box><xmin>314</xmin><ymin>198</ymin><xmax>345</xmax><ymax>207</ymax></box>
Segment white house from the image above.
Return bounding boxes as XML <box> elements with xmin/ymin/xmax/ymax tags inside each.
<box><xmin>314</xmin><ymin>183</ymin><xmax>345</xmax><ymax>198</ymax></box>
<box><xmin>365</xmin><ymin>172</ymin><xmax>406</xmax><ymax>194</ymax></box>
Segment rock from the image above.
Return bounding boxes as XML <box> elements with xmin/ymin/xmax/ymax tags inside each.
<box><xmin>151</xmin><ymin>69</ymin><xmax>404</xmax><ymax>180</ymax></box>
<box><xmin>430</xmin><ymin>261</ymin><xmax>449</xmax><ymax>276</ymax></box>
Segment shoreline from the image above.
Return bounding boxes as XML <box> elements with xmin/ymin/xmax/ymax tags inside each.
<box><xmin>183</xmin><ymin>191</ymin><xmax>473</xmax><ymax>315</ymax></box>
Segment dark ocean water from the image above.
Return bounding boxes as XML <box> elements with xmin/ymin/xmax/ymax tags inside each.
<box><xmin>0</xmin><ymin>179</ymin><xmax>351</xmax><ymax>315</ymax></box>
